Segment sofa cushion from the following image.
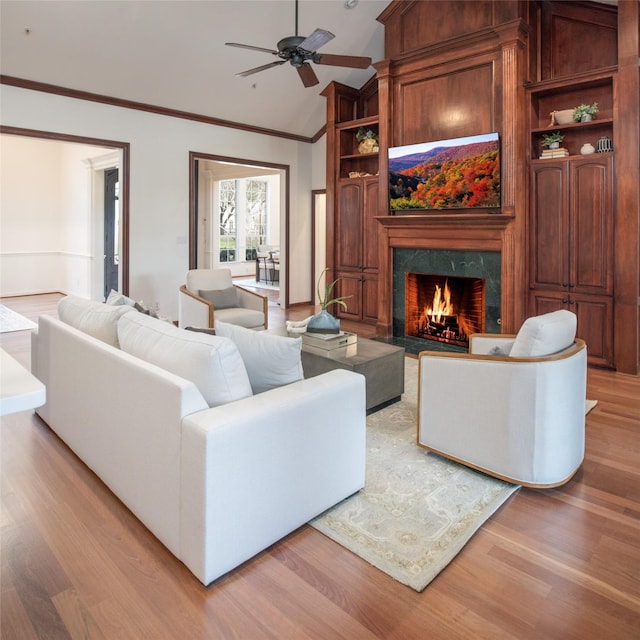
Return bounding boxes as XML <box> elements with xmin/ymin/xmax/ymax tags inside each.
<box><xmin>199</xmin><ymin>287</ymin><xmax>239</xmax><ymax>309</ymax></box>
<box><xmin>58</xmin><ymin>296</ymin><xmax>135</xmax><ymax>348</ymax></box>
<box><xmin>215</xmin><ymin>320</ymin><xmax>304</xmax><ymax>394</ymax></box>
<box><xmin>509</xmin><ymin>310</ymin><xmax>577</xmax><ymax>358</ymax></box>
<box><xmin>118</xmin><ymin>312</ymin><xmax>253</xmax><ymax>407</ymax></box>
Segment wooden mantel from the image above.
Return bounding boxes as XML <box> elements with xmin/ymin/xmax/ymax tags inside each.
<box><xmin>375</xmin><ymin>213</ymin><xmax>518</xmax><ymax>339</ymax></box>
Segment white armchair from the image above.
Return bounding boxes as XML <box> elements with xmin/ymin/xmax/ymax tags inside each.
<box><xmin>417</xmin><ymin>310</ymin><xmax>587</xmax><ymax>487</ymax></box>
<box><xmin>179</xmin><ymin>269</ymin><xmax>267</xmax><ymax>330</ymax></box>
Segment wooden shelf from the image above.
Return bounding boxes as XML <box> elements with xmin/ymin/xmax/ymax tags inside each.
<box><xmin>340</xmin><ymin>152</ymin><xmax>378</xmax><ymax>160</ymax></box>
<box><xmin>336</xmin><ymin>115</ymin><xmax>379</xmax><ymax>131</ymax></box>
<box><xmin>532</xmin><ymin>118</ymin><xmax>613</xmax><ymax>134</ymax></box>
<box><xmin>532</xmin><ymin>151</ymin><xmax>613</xmax><ymax>163</ymax></box>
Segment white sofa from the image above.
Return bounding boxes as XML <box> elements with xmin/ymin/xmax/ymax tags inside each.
<box><xmin>31</xmin><ymin>297</ymin><xmax>366</xmax><ymax>585</ymax></box>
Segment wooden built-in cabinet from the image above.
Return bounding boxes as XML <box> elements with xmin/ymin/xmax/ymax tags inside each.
<box><xmin>527</xmin><ymin>70</ymin><xmax>615</xmax><ymax>368</ymax></box>
<box><xmin>335</xmin><ymin>177</ymin><xmax>379</xmax><ymax>323</ymax></box>
<box><xmin>529</xmin><ymin>146</ymin><xmax>614</xmax><ymax>367</ymax></box>
<box><xmin>323</xmin><ymin>81</ymin><xmax>380</xmax><ymax>324</ymax></box>
<box><xmin>321</xmin><ymin>0</ymin><xmax>638</xmax><ymax>373</ymax></box>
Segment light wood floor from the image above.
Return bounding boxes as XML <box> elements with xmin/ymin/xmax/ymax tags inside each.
<box><xmin>1</xmin><ymin>293</ymin><xmax>639</xmax><ymax>639</ymax></box>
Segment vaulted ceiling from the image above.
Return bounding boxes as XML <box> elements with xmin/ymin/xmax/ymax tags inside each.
<box><xmin>0</xmin><ymin>0</ymin><xmax>388</xmax><ymax>139</ymax></box>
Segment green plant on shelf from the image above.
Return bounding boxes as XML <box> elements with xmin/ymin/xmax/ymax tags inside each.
<box><xmin>356</xmin><ymin>127</ymin><xmax>378</xmax><ymax>143</ymax></box>
<box><xmin>573</xmin><ymin>102</ymin><xmax>599</xmax><ymax>122</ymax></box>
<box><xmin>541</xmin><ymin>131</ymin><xmax>564</xmax><ymax>147</ymax></box>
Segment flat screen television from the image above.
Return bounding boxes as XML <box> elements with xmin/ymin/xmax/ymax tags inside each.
<box><xmin>388</xmin><ymin>132</ymin><xmax>500</xmax><ymax>212</ymax></box>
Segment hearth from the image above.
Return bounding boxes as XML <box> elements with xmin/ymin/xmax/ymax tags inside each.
<box><xmin>405</xmin><ymin>273</ymin><xmax>484</xmax><ymax>348</ymax></box>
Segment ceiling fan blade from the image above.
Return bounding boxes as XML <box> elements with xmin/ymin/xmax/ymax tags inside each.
<box><xmin>299</xmin><ymin>28</ymin><xmax>335</xmax><ymax>52</ymax></box>
<box><xmin>237</xmin><ymin>60</ymin><xmax>286</xmax><ymax>77</ymax></box>
<box><xmin>226</xmin><ymin>42</ymin><xmax>278</xmax><ymax>55</ymax></box>
<box><xmin>297</xmin><ymin>63</ymin><xmax>319</xmax><ymax>88</ymax></box>
<box><xmin>314</xmin><ymin>53</ymin><xmax>372</xmax><ymax>69</ymax></box>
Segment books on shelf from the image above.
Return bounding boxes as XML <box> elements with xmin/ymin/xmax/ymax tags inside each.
<box><xmin>539</xmin><ymin>147</ymin><xmax>570</xmax><ymax>159</ymax></box>
<box><xmin>302</xmin><ymin>331</ymin><xmax>357</xmax><ymax>350</ymax></box>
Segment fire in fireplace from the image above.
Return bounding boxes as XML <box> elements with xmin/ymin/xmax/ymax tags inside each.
<box><xmin>405</xmin><ymin>273</ymin><xmax>485</xmax><ymax>348</ymax></box>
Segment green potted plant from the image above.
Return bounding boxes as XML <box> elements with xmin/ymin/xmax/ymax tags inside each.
<box><xmin>356</xmin><ymin>127</ymin><xmax>379</xmax><ymax>154</ymax></box>
<box><xmin>307</xmin><ymin>268</ymin><xmax>352</xmax><ymax>334</ymax></box>
<box><xmin>573</xmin><ymin>102</ymin><xmax>599</xmax><ymax>122</ymax></box>
<box><xmin>541</xmin><ymin>131</ymin><xmax>564</xmax><ymax>148</ymax></box>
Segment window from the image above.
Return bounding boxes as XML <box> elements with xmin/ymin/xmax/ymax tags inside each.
<box><xmin>217</xmin><ymin>178</ymin><xmax>268</xmax><ymax>263</ymax></box>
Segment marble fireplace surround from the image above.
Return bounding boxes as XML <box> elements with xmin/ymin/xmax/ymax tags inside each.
<box><xmin>375</xmin><ymin>214</ymin><xmax>517</xmax><ymax>341</ymax></box>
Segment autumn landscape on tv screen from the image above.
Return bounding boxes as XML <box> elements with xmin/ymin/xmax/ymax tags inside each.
<box><xmin>388</xmin><ymin>134</ymin><xmax>500</xmax><ymax>211</ymax></box>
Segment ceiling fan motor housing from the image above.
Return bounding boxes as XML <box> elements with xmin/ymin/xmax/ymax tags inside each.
<box><xmin>277</xmin><ymin>35</ymin><xmax>314</xmax><ymax>67</ymax></box>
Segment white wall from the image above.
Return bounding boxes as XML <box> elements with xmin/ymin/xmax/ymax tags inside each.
<box><xmin>0</xmin><ymin>84</ymin><xmax>327</xmax><ymax>318</ymax></box>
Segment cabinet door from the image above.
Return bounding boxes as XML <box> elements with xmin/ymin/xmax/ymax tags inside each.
<box><xmin>362</xmin><ymin>274</ymin><xmax>379</xmax><ymax>323</ymax></box>
<box><xmin>570</xmin><ymin>156</ymin><xmax>613</xmax><ymax>295</ymax></box>
<box><xmin>336</xmin><ymin>182</ymin><xmax>363</xmax><ymax>270</ymax></box>
<box><xmin>335</xmin><ymin>271</ymin><xmax>363</xmax><ymax>321</ymax></box>
<box><xmin>530</xmin><ymin>162</ymin><xmax>569</xmax><ymax>289</ymax></box>
<box><xmin>571</xmin><ymin>293</ymin><xmax>613</xmax><ymax>368</ymax></box>
<box><xmin>363</xmin><ymin>178</ymin><xmax>380</xmax><ymax>270</ymax></box>
<box><xmin>528</xmin><ymin>291</ymin><xmax>613</xmax><ymax>368</ymax></box>
<box><xmin>529</xmin><ymin>291</ymin><xmax>566</xmax><ymax>316</ymax></box>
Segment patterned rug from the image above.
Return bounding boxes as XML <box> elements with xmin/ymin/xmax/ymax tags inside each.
<box><xmin>0</xmin><ymin>304</ymin><xmax>37</xmax><ymax>333</ymax></box>
<box><xmin>310</xmin><ymin>357</ymin><xmax>520</xmax><ymax>591</ymax></box>
<box><xmin>311</xmin><ymin>357</ymin><xmax>596</xmax><ymax>591</ymax></box>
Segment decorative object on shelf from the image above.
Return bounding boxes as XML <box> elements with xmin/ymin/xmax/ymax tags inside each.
<box><xmin>540</xmin><ymin>147</ymin><xmax>569</xmax><ymax>159</ymax></box>
<box><xmin>348</xmin><ymin>171</ymin><xmax>375</xmax><ymax>178</ymax></box>
<box><xmin>307</xmin><ymin>268</ymin><xmax>352</xmax><ymax>334</ymax></box>
<box><xmin>573</xmin><ymin>102</ymin><xmax>599</xmax><ymax>122</ymax></box>
<box><xmin>549</xmin><ymin>109</ymin><xmax>575</xmax><ymax>126</ymax></box>
<box><xmin>580</xmin><ymin>143</ymin><xmax>595</xmax><ymax>155</ymax></box>
<box><xmin>356</xmin><ymin>127</ymin><xmax>379</xmax><ymax>154</ymax></box>
<box><xmin>597</xmin><ymin>136</ymin><xmax>613</xmax><ymax>153</ymax></box>
<box><xmin>541</xmin><ymin>131</ymin><xmax>564</xmax><ymax>148</ymax></box>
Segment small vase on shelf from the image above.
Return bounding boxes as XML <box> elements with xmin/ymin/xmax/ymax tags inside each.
<box><xmin>307</xmin><ymin>308</ymin><xmax>340</xmax><ymax>334</ymax></box>
<box><xmin>580</xmin><ymin>143</ymin><xmax>595</xmax><ymax>155</ymax></box>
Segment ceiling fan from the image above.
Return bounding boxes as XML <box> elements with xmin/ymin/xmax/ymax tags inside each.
<box><xmin>225</xmin><ymin>0</ymin><xmax>372</xmax><ymax>88</ymax></box>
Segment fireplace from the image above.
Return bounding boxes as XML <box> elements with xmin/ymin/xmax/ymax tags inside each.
<box><xmin>392</xmin><ymin>248</ymin><xmax>501</xmax><ymax>354</ymax></box>
<box><xmin>405</xmin><ymin>273</ymin><xmax>485</xmax><ymax>348</ymax></box>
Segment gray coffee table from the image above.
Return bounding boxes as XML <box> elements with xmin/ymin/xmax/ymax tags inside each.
<box><xmin>272</xmin><ymin>329</ymin><xmax>405</xmax><ymax>413</ymax></box>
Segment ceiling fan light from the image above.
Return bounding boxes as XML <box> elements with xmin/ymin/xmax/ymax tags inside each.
<box><xmin>344</xmin><ymin>0</ymin><xmax>359</xmax><ymax>8</ymax></box>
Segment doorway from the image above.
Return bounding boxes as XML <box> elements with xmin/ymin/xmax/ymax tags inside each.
<box><xmin>189</xmin><ymin>152</ymin><xmax>290</xmax><ymax>307</ymax></box>
<box><xmin>104</xmin><ymin>167</ymin><xmax>119</xmax><ymax>298</ymax></box>
<box><xmin>0</xmin><ymin>127</ymin><xmax>130</xmax><ymax>298</ymax></box>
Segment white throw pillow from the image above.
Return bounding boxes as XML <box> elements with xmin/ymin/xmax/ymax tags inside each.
<box><xmin>106</xmin><ymin>289</ymin><xmax>135</xmax><ymax>306</ymax></box>
<box><xmin>58</xmin><ymin>296</ymin><xmax>135</xmax><ymax>347</ymax></box>
<box><xmin>509</xmin><ymin>310</ymin><xmax>577</xmax><ymax>358</ymax></box>
<box><xmin>215</xmin><ymin>320</ymin><xmax>304</xmax><ymax>394</ymax></box>
<box><xmin>118</xmin><ymin>312</ymin><xmax>253</xmax><ymax>407</ymax></box>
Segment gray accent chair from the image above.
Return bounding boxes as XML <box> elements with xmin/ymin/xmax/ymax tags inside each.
<box><xmin>178</xmin><ymin>268</ymin><xmax>267</xmax><ymax>330</ymax></box>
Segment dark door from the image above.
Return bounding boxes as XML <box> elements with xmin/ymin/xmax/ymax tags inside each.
<box><xmin>104</xmin><ymin>168</ymin><xmax>119</xmax><ymax>299</ymax></box>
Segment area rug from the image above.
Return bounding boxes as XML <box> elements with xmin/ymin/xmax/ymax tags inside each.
<box><xmin>0</xmin><ymin>304</ymin><xmax>37</xmax><ymax>333</ymax></box>
<box><xmin>311</xmin><ymin>358</ymin><xmax>598</xmax><ymax>591</ymax></box>
<box><xmin>310</xmin><ymin>357</ymin><xmax>520</xmax><ymax>592</ymax></box>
